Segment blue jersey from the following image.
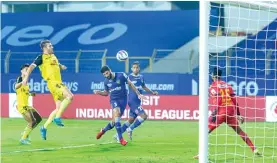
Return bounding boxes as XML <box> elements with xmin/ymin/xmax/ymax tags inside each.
<box><xmin>104</xmin><ymin>72</ymin><xmax>128</xmax><ymax>101</ymax></box>
<box><xmin>128</xmin><ymin>73</ymin><xmax>145</xmax><ymax>105</ymax></box>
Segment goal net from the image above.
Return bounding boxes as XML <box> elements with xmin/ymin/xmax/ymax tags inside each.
<box><xmin>204</xmin><ymin>1</ymin><xmax>277</xmax><ymax>162</ymax></box>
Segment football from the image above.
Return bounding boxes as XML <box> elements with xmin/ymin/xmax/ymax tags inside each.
<box><xmin>116</xmin><ymin>50</ymin><xmax>128</xmax><ymax>61</ymax></box>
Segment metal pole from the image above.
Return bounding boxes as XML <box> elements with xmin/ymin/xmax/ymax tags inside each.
<box><xmin>199</xmin><ymin>0</ymin><xmax>210</xmax><ymax>162</ymax></box>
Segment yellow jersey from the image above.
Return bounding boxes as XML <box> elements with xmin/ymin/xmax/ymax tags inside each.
<box><xmin>16</xmin><ymin>76</ymin><xmax>30</xmax><ymax>109</ymax></box>
<box><xmin>33</xmin><ymin>54</ymin><xmax>62</xmax><ymax>83</ymax></box>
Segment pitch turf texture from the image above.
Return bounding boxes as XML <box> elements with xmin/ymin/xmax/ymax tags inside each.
<box><xmin>1</xmin><ymin>119</ymin><xmax>276</xmax><ymax>163</ymax></box>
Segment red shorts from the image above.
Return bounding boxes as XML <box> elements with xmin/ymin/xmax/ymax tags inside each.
<box><xmin>208</xmin><ymin>106</ymin><xmax>238</xmax><ymax>127</ymax></box>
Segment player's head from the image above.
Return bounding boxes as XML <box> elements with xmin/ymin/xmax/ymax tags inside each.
<box><xmin>212</xmin><ymin>67</ymin><xmax>222</xmax><ymax>81</ymax></box>
<box><xmin>20</xmin><ymin>64</ymin><xmax>30</xmax><ymax>76</ymax></box>
<box><xmin>131</xmin><ymin>61</ymin><xmax>140</xmax><ymax>75</ymax></box>
<box><xmin>40</xmin><ymin>40</ymin><xmax>54</xmax><ymax>54</ymax></box>
<box><xmin>101</xmin><ymin>65</ymin><xmax>112</xmax><ymax>79</ymax></box>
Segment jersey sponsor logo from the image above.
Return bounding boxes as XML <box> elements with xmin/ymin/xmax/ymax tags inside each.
<box><xmin>110</xmin><ymin>86</ymin><xmax>121</xmax><ymax>92</ymax></box>
<box><xmin>116</xmin><ymin>80</ymin><xmax>120</xmax><ymax>84</ymax></box>
<box><xmin>217</xmin><ymin>83</ymin><xmax>228</xmax><ymax>88</ymax></box>
<box><xmin>107</xmin><ymin>83</ymin><xmax>112</xmax><ymax>87</ymax></box>
<box><xmin>2</xmin><ymin>23</ymin><xmax>128</xmax><ymax>47</ymax></box>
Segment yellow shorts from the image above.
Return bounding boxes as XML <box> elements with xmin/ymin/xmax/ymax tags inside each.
<box><xmin>17</xmin><ymin>106</ymin><xmax>36</xmax><ymax>115</ymax></box>
<box><xmin>48</xmin><ymin>82</ymin><xmax>66</xmax><ymax>102</ymax></box>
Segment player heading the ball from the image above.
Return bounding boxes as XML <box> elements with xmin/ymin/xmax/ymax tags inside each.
<box><xmin>94</xmin><ymin>65</ymin><xmax>146</xmax><ymax>146</ymax></box>
<box><xmin>114</xmin><ymin>61</ymin><xmax>158</xmax><ymax>142</ymax></box>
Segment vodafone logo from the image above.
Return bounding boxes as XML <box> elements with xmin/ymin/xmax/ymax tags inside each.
<box><xmin>271</xmin><ymin>101</ymin><xmax>277</xmax><ymax>118</ymax></box>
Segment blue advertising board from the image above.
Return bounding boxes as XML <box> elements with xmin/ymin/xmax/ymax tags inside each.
<box><xmin>1</xmin><ymin>11</ymin><xmax>199</xmax><ymax>58</ymax></box>
<box><xmin>1</xmin><ymin>73</ymin><xmax>276</xmax><ymax>96</ymax></box>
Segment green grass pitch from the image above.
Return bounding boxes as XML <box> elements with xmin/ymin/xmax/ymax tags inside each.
<box><xmin>1</xmin><ymin>118</ymin><xmax>276</xmax><ymax>163</ymax></box>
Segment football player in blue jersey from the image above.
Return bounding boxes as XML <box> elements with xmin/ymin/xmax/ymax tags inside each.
<box><xmin>114</xmin><ymin>61</ymin><xmax>158</xmax><ymax>142</ymax></box>
<box><xmin>94</xmin><ymin>65</ymin><xmax>145</xmax><ymax>146</ymax></box>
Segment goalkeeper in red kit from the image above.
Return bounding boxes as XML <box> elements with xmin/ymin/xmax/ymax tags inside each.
<box><xmin>194</xmin><ymin>67</ymin><xmax>262</xmax><ymax>159</ymax></box>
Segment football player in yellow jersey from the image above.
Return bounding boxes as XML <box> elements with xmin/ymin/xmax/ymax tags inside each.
<box><xmin>16</xmin><ymin>64</ymin><xmax>42</xmax><ymax>144</ymax></box>
<box><xmin>22</xmin><ymin>40</ymin><xmax>74</xmax><ymax>140</ymax></box>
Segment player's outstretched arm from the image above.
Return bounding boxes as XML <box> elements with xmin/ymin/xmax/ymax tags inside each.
<box><xmin>22</xmin><ymin>64</ymin><xmax>36</xmax><ymax>86</ymax></box>
<box><xmin>59</xmin><ymin>64</ymin><xmax>67</xmax><ymax>70</ymax></box>
<box><xmin>127</xmin><ymin>79</ymin><xmax>146</xmax><ymax>100</ymax></box>
<box><xmin>142</xmin><ymin>85</ymin><xmax>158</xmax><ymax>95</ymax></box>
<box><xmin>94</xmin><ymin>90</ymin><xmax>109</xmax><ymax>96</ymax></box>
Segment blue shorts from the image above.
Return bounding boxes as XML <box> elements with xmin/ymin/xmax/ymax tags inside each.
<box><xmin>128</xmin><ymin>102</ymin><xmax>145</xmax><ymax>118</ymax></box>
<box><xmin>111</xmin><ymin>99</ymin><xmax>127</xmax><ymax>116</ymax></box>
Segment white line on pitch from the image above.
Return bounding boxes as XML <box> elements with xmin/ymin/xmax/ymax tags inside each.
<box><xmin>1</xmin><ymin>141</ymin><xmax>114</xmax><ymax>155</ymax></box>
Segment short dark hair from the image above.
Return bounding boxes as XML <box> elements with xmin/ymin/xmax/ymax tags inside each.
<box><xmin>132</xmin><ymin>61</ymin><xmax>140</xmax><ymax>66</ymax></box>
<box><xmin>20</xmin><ymin>64</ymin><xmax>30</xmax><ymax>70</ymax></box>
<box><xmin>40</xmin><ymin>40</ymin><xmax>51</xmax><ymax>49</ymax></box>
<box><xmin>100</xmin><ymin>65</ymin><xmax>111</xmax><ymax>73</ymax></box>
<box><xmin>213</xmin><ymin>67</ymin><xmax>222</xmax><ymax>77</ymax></box>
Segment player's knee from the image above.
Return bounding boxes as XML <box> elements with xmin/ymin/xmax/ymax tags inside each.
<box><xmin>113</xmin><ymin>108</ymin><xmax>121</xmax><ymax>117</ymax></box>
<box><xmin>128</xmin><ymin>118</ymin><xmax>135</xmax><ymax>124</ymax></box>
<box><xmin>31</xmin><ymin>120</ymin><xmax>37</xmax><ymax>128</ymax></box>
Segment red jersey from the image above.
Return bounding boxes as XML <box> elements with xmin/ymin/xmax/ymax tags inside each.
<box><xmin>209</xmin><ymin>80</ymin><xmax>236</xmax><ymax>107</ymax></box>
<box><xmin>208</xmin><ymin>80</ymin><xmax>240</xmax><ymax>127</ymax></box>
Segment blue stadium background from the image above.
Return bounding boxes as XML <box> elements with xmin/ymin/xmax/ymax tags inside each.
<box><xmin>1</xmin><ymin>2</ymin><xmax>276</xmax><ymax>96</ymax></box>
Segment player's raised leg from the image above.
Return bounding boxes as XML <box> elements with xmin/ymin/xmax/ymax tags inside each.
<box><xmin>228</xmin><ymin>117</ymin><xmax>262</xmax><ymax>156</ymax></box>
<box><xmin>53</xmin><ymin>87</ymin><xmax>74</xmax><ymax>126</ymax></box>
<box><xmin>97</xmin><ymin>107</ymin><xmax>128</xmax><ymax>146</ymax></box>
<box><xmin>21</xmin><ymin>109</ymin><xmax>42</xmax><ymax>144</ymax></box>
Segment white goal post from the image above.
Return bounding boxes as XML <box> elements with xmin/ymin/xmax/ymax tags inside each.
<box><xmin>199</xmin><ymin>1</ymin><xmax>277</xmax><ymax>162</ymax></box>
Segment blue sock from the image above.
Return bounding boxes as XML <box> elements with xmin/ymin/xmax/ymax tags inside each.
<box><xmin>130</xmin><ymin>116</ymin><xmax>145</xmax><ymax>131</ymax></box>
<box><xmin>121</xmin><ymin>121</ymin><xmax>131</xmax><ymax>133</ymax></box>
<box><xmin>103</xmin><ymin>121</ymin><xmax>114</xmax><ymax>133</ymax></box>
<box><xmin>115</xmin><ymin>117</ymin><xmax>123</xmax><ymax>140</ymax></box>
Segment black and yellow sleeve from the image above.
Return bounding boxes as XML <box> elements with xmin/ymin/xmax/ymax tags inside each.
<box><xmin>16</xmin><ymin>76</ymin><xmax>22</xmax><ymax>83</ymax></box>
<box><xmin>33</xmin><ymin>54</ymin><xmax>43</xmax><ymax>66</ymax></box>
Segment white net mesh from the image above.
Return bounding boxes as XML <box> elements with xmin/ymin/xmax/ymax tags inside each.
<box><xmin>208</xmin><ymin>1</ymin><xmax>277</xmax><ymax>162</ymax></box>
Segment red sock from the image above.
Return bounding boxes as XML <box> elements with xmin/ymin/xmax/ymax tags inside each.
<box><xmin>239</xmin><ymin>131</ymin><xmax>256</xmax><ymax>152</ymax></box>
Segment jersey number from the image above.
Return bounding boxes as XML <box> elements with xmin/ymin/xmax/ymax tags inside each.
<box><xmin>220</xmin><ymin>89</ymin><xmax>232</xmax><ymax>105</ymax></box>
